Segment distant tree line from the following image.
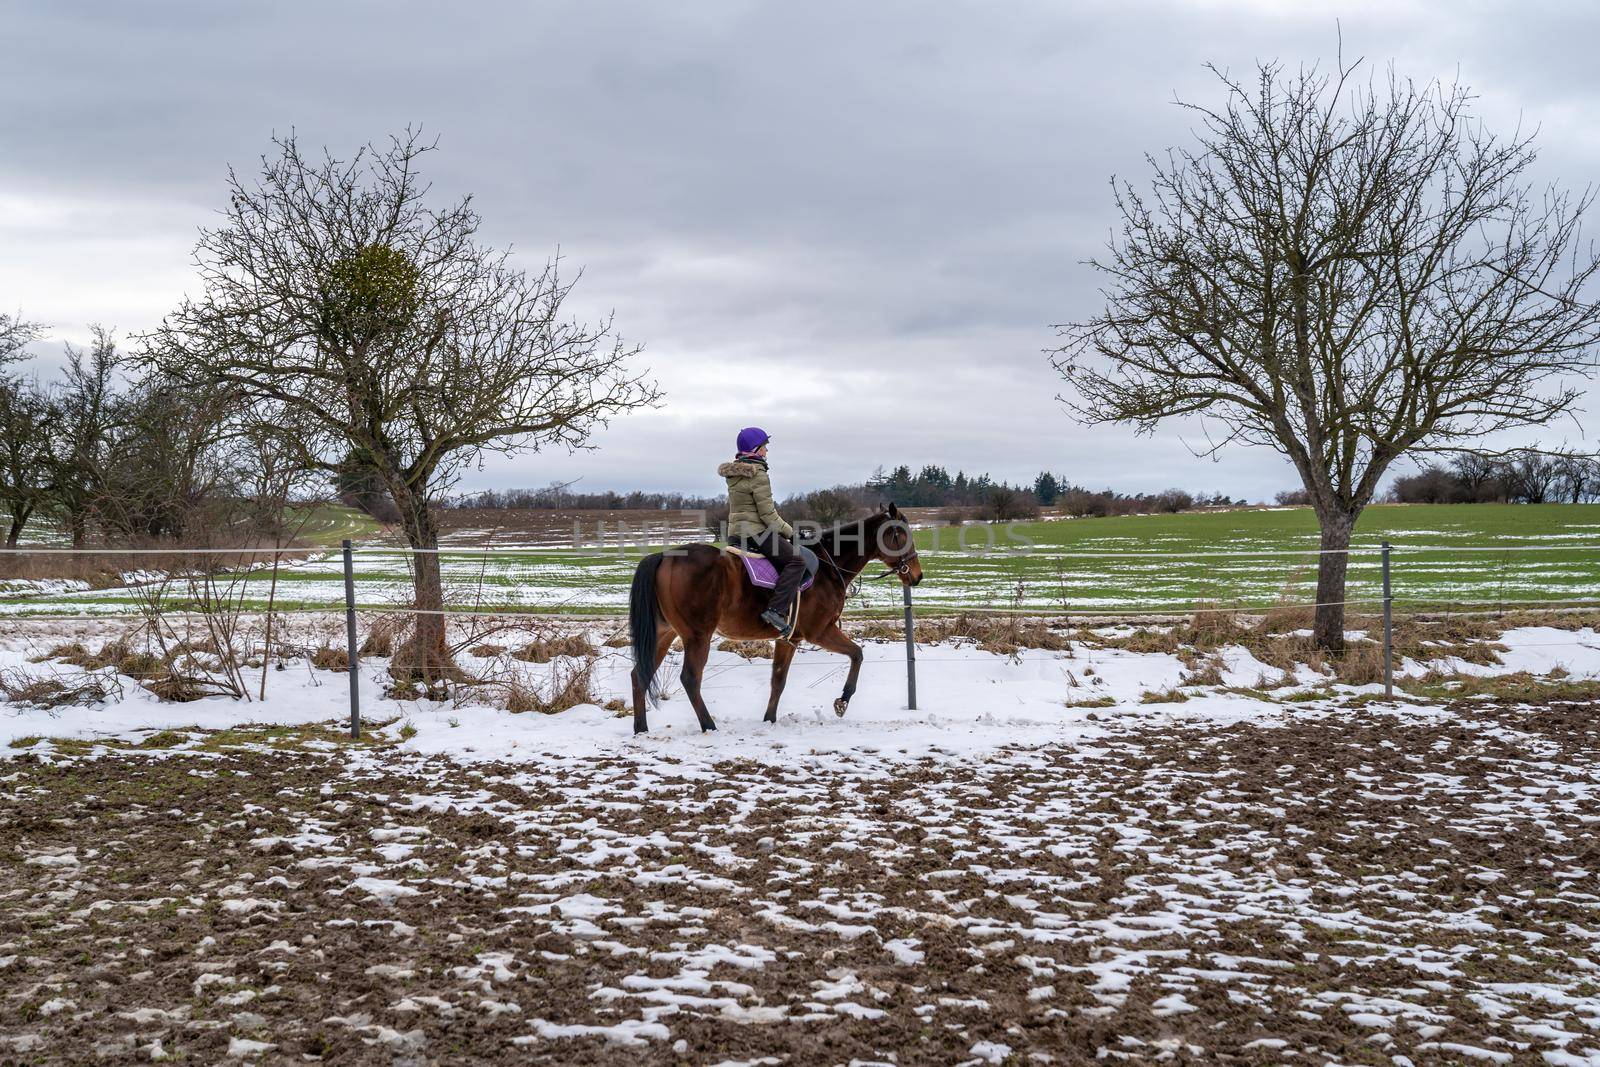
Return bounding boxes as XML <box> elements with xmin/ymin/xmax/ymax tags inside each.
<box><xmin>1385</xmin><ymin>451</ymin><xmax>1600</xmax><ymax>505</ymax></box>
<box><xmin>443</xmin><ymin>483</ymin><xmax>719</xmax><ymax>512</ymax></box>
<box><xmin>446</xmin><ymin>462</ymin><xmax>1243</xmax><ymax>529</ymax></box>
<box><xmin>1272</xmin><ymin>451</ymin><xmax>1600</xmax><ymax>507</ymax></box>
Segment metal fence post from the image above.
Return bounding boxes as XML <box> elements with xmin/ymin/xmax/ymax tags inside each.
<box><xmin>903</xmin><ymin>583</ymin><xmax>917</xmax><ymax>711</ymax></box>
<box><xmin>1381</xmin><ymin>540</ymin><xmax>1393</xmax><ymax>700</ymax></box>
<box><xmin>342</xmin><ymin>539</ymin><xmax>361</xmax><ymax>739</ymax></box>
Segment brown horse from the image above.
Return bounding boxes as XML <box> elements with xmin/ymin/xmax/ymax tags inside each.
<box><xmin>627</xmin><ymin>505</ymin><xmax>923</xmax><ymax>734</ymax></box>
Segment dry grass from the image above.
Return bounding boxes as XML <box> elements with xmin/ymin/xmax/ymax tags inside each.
<box><xmin>1480</xmin><ymin>608</ymin><xmax>1600</xmax><ymax>631</ymax></box>
<box><xmin>718</xmin><ymin>639</ymin><xmax>774</xmax><ymax>659</ymax></box>
<box><xmin>1331</xmin><ymin>641</ymin><xmax>1386</xmax><ymax>685</ymax></box>
<box><xmin>1398</xmin><ymin>669</ymin><xmax>1600</xmax><ymax>703</ymax></box>
<box><xmin>1140</xmin><ymin>687</ymin><xmax>1190</xmax><ymax>704</ymax></box>
<box><xmin>852</xmin><ymin>612</ymin><xmax>1073</xmax><ymax>655</ymax></box>
<box><xmin>501</xmin><ymin>657</ymin><xmax>598</xmax><ymax>714</ymax></box>
<box><xmin>142</xmin><ymin>673</ymin><xmax>208</xmax><ymax>702</ymax></box>
<box><xmin>512</xmin><ymin>632</ymin><xmax>596</xmax><ymax>663</ymax></box>
<box><xmin>1180</xmin><ymin>657</ymin><xmax>1225</xmax><ymax>687</ymax></box>
<box><xmin>310</xmin><ymin>644</ymin><xmax>349</xmax><ymax>672</ymax></box>
<box><xmin>1185</xmin><ymin>605</ymin><xmax>1247</xmax><ymax>649</ymax></box>
<box><xmin>1085</xmin><ymin>626</ymin><xmax>1181</xmax><ymax>655</ymax></box>
<box><xmin>359</xmin><ymin>614</ymin><xmax>412</xmax><ymax>658</ymax></box>
<box><xmin>1256</xmin><ymin>602</ymin><xmax>1316</xmax><ymax>635</ymax></box>
<box><xmin>0</xmin><ymin>667</ymin><xmax>119</xmax><ymax>708</ymax></box>
<box><xmin>469</xmin><ymin>643</ymin><xmax>509</xmax><ymax>658</ymax></box>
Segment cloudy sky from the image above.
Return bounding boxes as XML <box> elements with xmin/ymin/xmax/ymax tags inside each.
<box><xmin>4</xmin><ymin>0</ymin><xmax>1598</xmax><ymax>501</ymax></box>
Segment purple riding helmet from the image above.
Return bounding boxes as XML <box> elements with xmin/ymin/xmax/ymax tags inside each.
<box><xmin>736</xmin><ymin>426</ymin><xmax>770</xmax><ymax>454</ymax></box>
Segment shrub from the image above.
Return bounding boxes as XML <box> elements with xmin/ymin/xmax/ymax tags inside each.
<box><xmin>311</xmin><ymin>644</ymin><xmax>350</xmax><ymax>671</ymax></box>
<box><xmin>0</xmin><ymin>668</ymin><xmax>119</xmax><ymax>709</ymax></box>
<box><xmin>512</xmin><ymin>633</ymin><xmax>595</xmax><ymax>663</ymax></box>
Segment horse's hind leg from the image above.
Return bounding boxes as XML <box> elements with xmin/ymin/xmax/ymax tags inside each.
<box><xmin>678</xmin><ymin>632</ymin><xmax>717</xmax><ymax>732</ymax></box>
<box><xmin>764</xmin><ymin>639</ymin><xmax>797</xmax><ymax>723</ymax></box>
<box><xmin>631</xmin><ymin>627</ymin><xmax>675</xmax><ymax>735</ymax></box>
<box><xmin>811</xmin><ymin>623</ymin><xmax>865</xmax><ymax>717</ymax></box>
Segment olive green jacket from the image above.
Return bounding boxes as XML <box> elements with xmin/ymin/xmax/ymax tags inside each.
<box><xmin>718</xmin><ymin>459</ymin><xmax>794</xmax><ymax>541</ymax></box>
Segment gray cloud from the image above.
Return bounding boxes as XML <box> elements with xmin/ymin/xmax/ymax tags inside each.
<box><xmin>3</xmin><ymin>0</ymin><xmax>1596</xmax><ymax>501</ymax></box>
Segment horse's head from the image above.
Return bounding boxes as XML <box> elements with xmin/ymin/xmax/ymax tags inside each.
<box><xmin>874</xmin><ymin>503</ymin><xmax>923</xmax><ymax>586</ymax></box>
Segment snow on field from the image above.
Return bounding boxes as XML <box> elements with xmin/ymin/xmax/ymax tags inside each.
<box><xmin>2</xmin><ymin>625</ymin><xmax>1598</xmax><ymax>759</ymax></box>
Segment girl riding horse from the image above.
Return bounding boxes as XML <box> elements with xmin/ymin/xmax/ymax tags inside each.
<box><xmin>718</xmin><ymin>427</ymin><xmax>807</xmax><ymax>638</ymax></box>
<box><xmin>627</xmin><ymin>504</ymin><xmax>922</xmax><ymax>734</ymax></box>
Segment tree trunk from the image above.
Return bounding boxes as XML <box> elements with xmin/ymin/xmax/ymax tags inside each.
<box><xmin>1312</xmin><ymin>511</ymin><xmax>1355</xmax><ymax>652</ymax></box>
<box><xmin>390</xmin><ymin>489</ymin><xmax>461</xmax><ymax>682</ymax></box>
<box><xmin>6</xmin><ymin>504</ymin><xmax>30</xmax><ymax>548</ymax></box>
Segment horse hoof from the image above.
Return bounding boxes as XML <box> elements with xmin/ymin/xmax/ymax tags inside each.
<box><xmin>633</xmin><ymin>726</ymin><xmax>648</xmax><ymax>735</ymax></box>
<box><xmin>833</xmin><ymin>698</ymin><xmax>849</xmax><ymax>717</ymax></box>
<box><xmin>701</xmin><ymin>721</ymin><xmax>717</xmax><ymax>733</ymax></box>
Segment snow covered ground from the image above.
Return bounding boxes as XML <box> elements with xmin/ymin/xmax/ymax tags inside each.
<box><xmin>2</xmin><ymin>622</ymin><xmax>1597</xmax><ymax>759</ymax></box>
<box><xmin>4</xmin><ymin>622</ymin><xmax>1600</xmax><ymax>1063</ymax></box>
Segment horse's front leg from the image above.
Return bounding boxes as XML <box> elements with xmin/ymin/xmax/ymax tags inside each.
<box><xmin>764</xmin><ymin>639</ymin><xmax>797</xmax><ymax>723</ymax></box>
<box><xmin>811</xmin><ymin>623</ymin><xmax>864</xmax><ymax>717</ymax></box>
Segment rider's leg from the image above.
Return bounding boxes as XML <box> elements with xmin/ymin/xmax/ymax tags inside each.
<box><xmin>759</xmin><ymin>532</ymin><xmax>807</xmax><ymax>624</ymax></box>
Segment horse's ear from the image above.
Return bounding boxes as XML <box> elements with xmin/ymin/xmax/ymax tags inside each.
<box><xmin>887</xmin><ymin>502</ymin><xmax>900</xmax><ymax>517</ymax></box>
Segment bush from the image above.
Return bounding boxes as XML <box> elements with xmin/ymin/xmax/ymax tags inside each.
<box><xmin>978</xmin><ymin>486</ymin><xmax>1040</xmax><ymax>522</ymax></box>
<box><xmin>0</xmin><ymin>668</ymin><xmax>119</xmax><ymax>708</ymax></box>
<box><xmin>502</xmin><ymin>657</ymin><xmax>596</xmax><ymax>714</ymax></box>
<box><xmin>512</xmin><ymin>633</ymin><xmax>595</xmax><ymax>663</ymax></box>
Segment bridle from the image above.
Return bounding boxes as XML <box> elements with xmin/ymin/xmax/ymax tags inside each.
<box><xmin>809</xmin><ymin>522</ymin><xmax>918</xmax><ymax>585</ymax></box>
<box><xmin>866</xmin><ymin>548</ymin><xmax>918</xmax><ymax>581</ymax></box>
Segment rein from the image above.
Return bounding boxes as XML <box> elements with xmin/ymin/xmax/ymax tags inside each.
<box><xmin>808</xmin><ymin>521</ymin><xmax>917</xmax><ymax>585</ymax></box>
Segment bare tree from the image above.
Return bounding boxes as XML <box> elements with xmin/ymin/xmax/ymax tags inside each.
<box><xmin>1553</xmin><ymin>451</ymin><xmax>1600</xmax><ymax>503</ymax></box>
<box><xmin>0</xmin><ymin>377</ymin><xmax>57</xmax><ymax>546</ymax></box>
<box><xmin>97</xmin><ymin>375</ymin><xmax>241</xmax><ymax>542</ymax></box>
<box><xmin>150</xmin><ymin>131</ymin><xmax>659</xmax><ymax>678</ymax></box>
<box><xmin>52</xmin><ymin>327</ymin><xmax>124</xmax><ymax>547</ymax></box>
<box><xmin>1504</xmin><ymin>449</ymin><xmax>1565</xmax><ymax>504</ymax></box>
<box><xmin>1054</xmin><ymin>55</ymin><xmax>1600</xmax><ymax>649</ymax></box>
<box><xmin>0</xmin><ymin>312</ymin><xmax>41</xmax><ymax>369</ymax></box>
<box><xmin>1450</xmin><ymin>452</ymin><xmax>1507</xmax><ymax>503</ymax></box>
<box><xmin>0</xmin><ymin>315</ymin><xmax>50</xmax><ymax>546</ymax></box>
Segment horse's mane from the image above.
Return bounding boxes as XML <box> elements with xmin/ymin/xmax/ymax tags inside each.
<box><xmin>810</xmin><ymin>512</ymin><xmax>886</xmax><ymax>561</ymax></box>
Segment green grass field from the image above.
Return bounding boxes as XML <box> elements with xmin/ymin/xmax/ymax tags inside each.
<box><xmin>3</xmin><ymin>503</ymin><xmax>1597</xmax><ymax>617</ymax></box>
<box><xmin>905</xmin><ymin>503</ymin><xmax>1600</xmax><ymax>613</ymax></box>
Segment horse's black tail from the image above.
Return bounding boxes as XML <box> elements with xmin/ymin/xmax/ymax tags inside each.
<box><xmin>629</xmin><ymin>552</ymin><xmax>667</xmax><ymax>704</ymax></box>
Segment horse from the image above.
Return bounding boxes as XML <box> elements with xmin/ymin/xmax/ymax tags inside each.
<box><xmin>626</xmin><ymin>504</ymin><xmax>923</xmax><ymax>734</ymax></box>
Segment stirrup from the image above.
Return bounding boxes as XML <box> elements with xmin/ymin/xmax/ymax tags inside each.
<box><xmin>761</xmin><ymin>608</ymin><xmax>793</xmax><ymax>639</ymax></box>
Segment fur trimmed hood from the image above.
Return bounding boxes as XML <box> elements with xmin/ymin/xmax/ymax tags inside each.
<box><xmin>718</xmin><ymin>460</ymin><xmax>762</xmax><ymax>478</ymax></box>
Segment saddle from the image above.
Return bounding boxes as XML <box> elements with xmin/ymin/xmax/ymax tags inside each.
<box><xmin>722</xmin><ymin>543</ymin><xmax>819</xmax><ymax>591</ymax></box>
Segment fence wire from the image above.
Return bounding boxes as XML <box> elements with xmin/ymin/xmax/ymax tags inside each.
<box><xmin>3</xmin><ymin>539</ymin><xmax>1600</xmax><ymax>624</ymax></box>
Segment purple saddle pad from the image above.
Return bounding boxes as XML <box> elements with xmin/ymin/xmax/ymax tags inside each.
<box><xmin>738</xmin><ymin>552</ymin><xmax>816</xmax><ymax>592</ymax></box>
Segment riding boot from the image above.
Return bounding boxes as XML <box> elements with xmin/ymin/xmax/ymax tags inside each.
<box><xmin>751</xmin><ymin>531</ymin><xmax>807</xmax><ymax>635</ymax></box>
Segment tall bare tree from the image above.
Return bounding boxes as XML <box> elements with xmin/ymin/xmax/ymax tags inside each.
<box><xmin>0</xmin><ymin>315</ymin><xmax>48</xmax><ymax>545</ymax></box>
<box><xmin>0</xmin><ymin>377</ymin><xmax>57</xmax><ymax>547</ymax></box>
<box><xmin>150</xmin><ymin>131</ymin><xmax>659</xmax><ymax>678</ymax></box>
<box><xmin>1054</xmin><ymin>56</ymin><xmax>1600</xmax><ymax>648</ymax></box>
<box><xmin>52</xmin><ymin>326</ymin><xmax>124</xmax><ymax>547</ymax></box>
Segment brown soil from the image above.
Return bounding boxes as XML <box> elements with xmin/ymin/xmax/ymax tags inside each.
<box><xmin>2</xmin><ymin>701</ymin><xmax>1598</xmax><ymax>1064</ymax></box>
